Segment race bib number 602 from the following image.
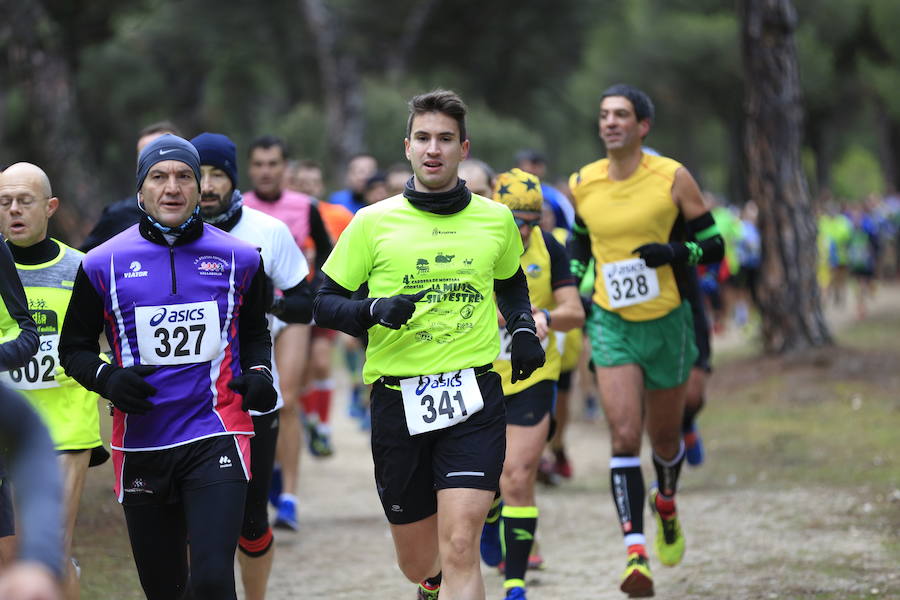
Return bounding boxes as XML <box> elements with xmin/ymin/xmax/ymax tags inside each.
<box><xmin>134</xmin><ymin>301</ymin><xmax>220</xmax><ymax>365</ymax></box>
<box><xmin>400</xmin><ymin>368</ymin><xmax>485</xmax><ymax>436</ymax></box>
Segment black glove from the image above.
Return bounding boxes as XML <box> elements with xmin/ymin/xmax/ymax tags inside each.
<box><xmin>510</xmin><ymin>330</ymin><xmax>546</xmax><ymax>383</ymax></box>
<box><xmin>632</xmin><ymin>243</ymin><xmax>688</xmax><ymax>268</ymax></box>
<box><xmin>370</xmin><ymin>289</ymin><xmax>429</xmax><ymax>329</ymax></box>
<box><xmin>99</xmin><ymin>365</ymin><xmax>158</xmax><ymax>415</ymax></box>
<box><xmin>228</xmin><ymin>369</ymin><xmax>277</xmax><ymax>412</ymax></box>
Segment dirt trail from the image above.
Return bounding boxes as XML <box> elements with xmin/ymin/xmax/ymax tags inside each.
<box><xmin>255</xmin><ymin>285</ymin><xmax>900</xmax><ymax>599</ymax></box>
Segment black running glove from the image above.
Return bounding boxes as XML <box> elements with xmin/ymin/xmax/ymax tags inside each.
<box><xmin>632</xmin><ymin>243</ymin><xmax>689</xmax><ymax>268</ymax></box>
<box><xmin>510</xmin><ymin>330</ymin><xmax>546</xmax><ymax>383</ymax></box>
<box><xmin>98</xmin><ymin>365</ymin><xmax>158</xmax><ymax>415</ymax></box>
<box><xmin>228</xmin><ymin>368</ymin><xmax>277</xmax><ymax>413</ymax></box>
<box><xmin>369</xmin><ymin>289</ymin><xmax>429</xmax><ymax>329</ymax></box>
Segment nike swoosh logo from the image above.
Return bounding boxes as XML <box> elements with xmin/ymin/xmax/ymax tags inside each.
<box><xmin>159</xmin><ymin>149</ymin><xmax>177</xmax><ymax>155</ymax></box>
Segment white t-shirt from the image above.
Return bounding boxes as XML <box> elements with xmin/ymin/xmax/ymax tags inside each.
<box><xmin>229</xmin><ymin>206</ymin><xmax>310</xmax><ymax>415</ymax></box>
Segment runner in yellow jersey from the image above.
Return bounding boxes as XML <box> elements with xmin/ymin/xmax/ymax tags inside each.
<box><xmin>0</xmin><ymin>163</ymin><xmax>106</xmax><ymax>600</ymax></box>
<box><xmin>314</xmin><ymin>90</ymin><xmax>545</xmax><ymax>600</ymax></box>
<box><xmin>477</xmin><ymin>169</ymin><xmax>583</xmax><ymax>600</ymax></box>
<box><xmin>568</xmin><ymin>84</ymin><xmax>725</xmax><ymax>598</ymax></box>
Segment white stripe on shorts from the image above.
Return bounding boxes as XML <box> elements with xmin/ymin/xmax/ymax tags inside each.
<box><xmin>446</xmin><ymin>471</ymin><xmax>485</xmax><ymax>477</ymax></box>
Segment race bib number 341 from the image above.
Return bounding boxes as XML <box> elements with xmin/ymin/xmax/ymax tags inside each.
<box><xmin>134</xmin><ymin>301</ymin><xmax>220</xmax><ymax>365</ymax></box>
<box><xmin>399</xmin><ymin>368</ymin><xmax>485</xmax><ymax>436</ymax></box>
<box><xmin>602</xmin><ymin>258</ymin><xmax>660</xmax><ymax>309</ymax></box>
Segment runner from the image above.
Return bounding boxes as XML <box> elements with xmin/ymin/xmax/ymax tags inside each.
<box><xmin>0</xmin><ymin>383</ymin><xmax>63</xmax><ymax>600</ymax></box>
<box><xmin>58</xmin><ymin>134</ymin><xmax>275</xmax><ymax>600</ymax></box>
<box><xmin>568</xmin><ymin>84</ymin><xmax>724</xmax><ymax>597</ymax></box>
<box><xmin>479</xmin><ymin>168</ymin><xmax>584</xmax><ymax>600</ymax></box>
<box><xmin>243</xmin><ymin>135</ymin><xmax>333</xmax><ymax>531</ymax></box>
<box><xmin>0</xmin><ymin>210</ymin><xmax>40</xmax><ymax>572</ymax></box>
<box><xmin>192</xmin><ymin>132</ymin><xmax>312</xmax><ymax>600</ymax></box>
<box><xmin>458</xmin><ymin>159</ymin><xmax>494</xmax><ymax>199</ymax></box>
<box><xmin>314</xmin><ymin>89</ymin><xmax>545</xmax><ymax>600</ymax></box>
<box><xmin>0</xmin><ymin>163</ymin><xmax>107</xmax><ymax>600</ymax></box>
<box><xmin>327</xmin><ymin>153</ymin><xmax>378</xmax><ymax>214</ymax></box>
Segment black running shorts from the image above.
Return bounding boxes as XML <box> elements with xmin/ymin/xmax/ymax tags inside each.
<box><xmin>504</xmin><ymin>379</ymin><xmax>556</xmax><ymax>427</ymax></box>
<box><xmin>117</xmin><ymin>435</ymin><xmax>250</xmax><ymax>506</ymax></box>
<box><xmin>370</xmin><ymin>370</ymin><xmax>506</xmax><ymax>525</ymax></box>
<box><xmin>0</xmin><ymin>477</ymin><xmax>13</xmax><ymax>537</ymax></box>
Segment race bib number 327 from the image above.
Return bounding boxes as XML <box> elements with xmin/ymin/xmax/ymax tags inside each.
<box><xmin>399</xmin><ymin>368</ymin><xmax>485</xmax><ymax>436</ymax></box>
<box><xmin>134</xmin><ymin>301</ymin><xmax>221</xmax><ymax>365</ymax></box>
<box><xmin>602</xmin><ymin>258</ymin><xmax>660</xmax><ymax>309</ymax></box>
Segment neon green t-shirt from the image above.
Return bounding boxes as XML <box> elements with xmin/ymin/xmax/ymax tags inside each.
<box><xmin>323</xmin><ymin>193</ymin><xmax>523</xmax><ymax>383</ymax></box>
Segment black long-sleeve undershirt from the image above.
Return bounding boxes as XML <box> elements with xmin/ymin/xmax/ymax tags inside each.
<box><xmin>313</xmin><ymin>266</ymin><xmax>536</xmax><ymax>338</ymax></box>
<box><xmin>271</xmin><ymin>279</ymin><xmax>313</xmax><ymax>324</ymax></box>
<box><xmin>0</xmin><ymin>241</ymin><xmax>39</xmax><ymax>372</ymax></box>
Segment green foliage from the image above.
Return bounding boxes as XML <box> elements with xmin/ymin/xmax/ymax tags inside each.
<box><xmin>831</xmin><ymin>144</ymin><xmax>885</xmax><ymax>200</ymax></box>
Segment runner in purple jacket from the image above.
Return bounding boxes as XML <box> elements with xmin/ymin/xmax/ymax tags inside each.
<box><xmin>59</xmin><ymin>134</ymin><xmax>275</xmax><ymax>600</ymax></box>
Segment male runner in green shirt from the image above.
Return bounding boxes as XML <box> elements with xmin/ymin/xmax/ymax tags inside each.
<box><xmin>315</xmin><ymin>89</ymin><xmax>545</xmax><ymax>600</ymax></box>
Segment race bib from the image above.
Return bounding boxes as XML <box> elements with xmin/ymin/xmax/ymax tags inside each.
<box><xmin>602</xmin><ymin>258</ymin><xmax>660</xmax><ymax>309</ymax></box>
<box><xmin>0</xmin><ymin>334</ymin><xmax>60</xmax><ymax>390</ymax></box>
<box><xmin>134</xmin><ymin>301</ymin><xmax>220</xmax><ymax>365</ymax></box>
<box><xmin>497</xmin><ymin>328</ymin><xmax>550</xmax><ymax>361</ymax></box>
<box><xmin>400</xmin><ymin>368</ymin><xmax>484</xmax><ymax>436</ymax></box>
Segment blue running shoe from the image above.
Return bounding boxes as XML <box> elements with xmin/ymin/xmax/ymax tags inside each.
<box><xmin>480</xmin><ymin>502</ymin><xmax>503</xmax><ymax>567</ymax></box>
<box><xmin>505</xmin><ymin>586</ymin><xmax>527</xmax><ymax>600</ymax></box>
<box><xmin>684</xmin><ymin>424</ymin><xmax>705</xmax><ymax>466</ymax></box>
<box><xmin>268</xmin><ymin>466</ymin><xmax>282</xmax><ymax>509</ymax></box>
<box><xmin>274</xmin><ymin>495</ymin><xmax>299</xmax><ymax>531</ymax></box>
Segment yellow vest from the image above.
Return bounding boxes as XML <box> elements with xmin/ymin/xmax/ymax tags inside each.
<box><xmin>569</xmin><ymin>153</ymin><xmax>683</xmax><ymax>321</ymax></box>
<box><xmin>495</xmin><ymin>227</ymin><xmax>561</xmax><ymax>395</ymax></box>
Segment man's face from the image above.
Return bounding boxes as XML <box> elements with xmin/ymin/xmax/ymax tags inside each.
<box><xmin>285</xmin><ymin>166</ymin><xmax>324</xmax><ymax>198</ymax></box>
<box><xmin>139</xmin><ymin>160</ymin><xmax>200</xmax><ymax>227</ymax></box>
<box><xmin>386</xmin><ymin>169</ymin><xmax>412</xmax><ymax>195</ymax></box>
<box><xmin>405</xmin><ymin>112</ymin><xmax>469</xmax><ymax>194</ymax></box>
<box><xmin>598</xmin><ymin>96</ymin><xmax>649</xmax><ymax>153</ymax></box>
<box><xmin>512</xmin><ymin>210</ymin><xmax>542</xmax><ymax>249</ymax></box>
<box><xmin>199</xmin><ymin>165</ymin><xmax>234</xmax><ymax>219</ymax></box>
<box><xmin>457</xmin><ymin>164</ymin><xmax>491</xmax><ymax>198</ymax></box>
<box><xmin>249</xmin><ymin>146</ymin><xmax>286</xmax><ymax>197</ymax></box>
<box><xmin>364</xmin><ymin>181</ymin><xmax>389</xmax><ymax>205</ymax></box>
<box><xmin>136</xmin><ymin>132</ymin><xmax>169</xmax><ymax>154</ymax></box>
<box><xmin>346</xmin><ymin>156</ymin><xmax>377</xmax><ymax>194</ymax></box>
<box><xmin>0</xmin><ymin>167</ymin><xmax>57</xmax><ymax>247</ymax></box>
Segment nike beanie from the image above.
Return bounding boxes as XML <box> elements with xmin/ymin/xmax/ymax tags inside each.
<box><xmin>136</xmin><ymin>134</ymin><xmax>202</xmax><ymax>191</ymax></box>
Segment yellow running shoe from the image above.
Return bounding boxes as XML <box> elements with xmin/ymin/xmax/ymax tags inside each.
<box><xmin>619</xmin><ymin>552</ymin><xmax>654</xmax><ymax>597</ymax></box>
<box><xmin>649</xmin><ymin>487</ymin><xmax>686</xmax><ymax>567</ymax></box>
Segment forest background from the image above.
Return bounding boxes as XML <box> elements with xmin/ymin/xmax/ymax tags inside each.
<box><xmin>2</xmin><ymin>0</ymin><xmax>900</xmax><ymax>245</ymax></box>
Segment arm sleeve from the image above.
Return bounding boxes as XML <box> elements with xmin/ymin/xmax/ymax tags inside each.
<box><xmin>684</xmin><ymin>211</ymin><xmax>725</xmax><ymax>265</ymax></box>
<box><xmin>0</xmin><ymin>242</ymin><xmax>39</xmax><ymax>372</ymax></box>
<box><xmin>271</xmin><ymin>279</ymin><xmax>313</xmax><ymax>324</ymax></box>
<box><xmin>313</xmin><ymin>274</ymin><xmax>375</xmax><ymax>338</ymax></box>
<box><xmin>308</xmin><ymin>205</ymin><xmax>333</xmax><ymax>271</ymax></box>
<box><xmin>494</xmin><ymin>267</ymin><xmax>537</xmax><ymax>336</ymax></box>
<box><xmin>58</xmin><ymin>265</ymin><xmax>111</xmax><ymax>391</ymax></box>
<box><xmin>543</xmin><ymin>231</ymin><xmax>575</xmax><ymax>289</ymax></box>
<box><xmin>0</xmin><ymin>384</ymin><xmax>63</xmax><ymax>577</ymax></box>
<box><xmin>238</xmin><ymin>259</ymin><xmax>273</xmax><ymax>371</ymax></box>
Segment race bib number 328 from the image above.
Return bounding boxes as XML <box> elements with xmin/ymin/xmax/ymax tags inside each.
<box><xmin>134</xmin><ymin>301</ymin><xmax>221</xmax><ymax>365</ymax></box>
<box><xmin>399</xmin><ymin>368</ymin><xmax>484</xmax><ymax>436</ymax></box>
<box><xmin>602</xmin><ymin>258</ymin><xmax>660</xmax><ymax>309</ymax></box>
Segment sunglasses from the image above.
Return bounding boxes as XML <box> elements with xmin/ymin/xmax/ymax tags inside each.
<box><xmin>513</xmin><ymin>216</ymin><xmax>542</xmax><ymax>228</ymax></box>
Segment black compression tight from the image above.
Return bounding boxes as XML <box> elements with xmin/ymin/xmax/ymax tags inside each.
<box><xmin>123</xmin><ymin>481</ymin><xmax>247</xmax><ymax>600</ymax></box>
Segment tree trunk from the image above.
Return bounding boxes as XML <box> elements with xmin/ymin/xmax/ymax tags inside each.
<box><xmin>873</xmin><ymin>98</ymin><xmax>899</xmax><ymax>194</ymax></box>
<box><xmin>1</xmin><ymin>1</ymin><xmax>102</xmax><ymax>244</ymax></box>
<box><xmin>385</xmin><ymin>0</ymin><xmax>441</xmax><ymax>82</ymax></box>
<box><xmin>740</xmin><ymin>0</ymin><xmax>831</xmax><ymax>353</ymax></box>
<box><xmin>299</xmin><ymin>0</ymin><xmax>366</xmax><ymax>183</ymax></box>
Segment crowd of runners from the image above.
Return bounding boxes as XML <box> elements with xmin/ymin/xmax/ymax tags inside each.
<box><xmin>0</xmin><ymin>82</ymin><xmax>892</xmax><ymax>600</ymax></box>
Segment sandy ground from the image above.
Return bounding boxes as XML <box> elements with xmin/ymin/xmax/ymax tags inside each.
<box><xmin>249</xmin><ymin>286</ymin><xmax>900</xmax><ymax>600</ymax></box>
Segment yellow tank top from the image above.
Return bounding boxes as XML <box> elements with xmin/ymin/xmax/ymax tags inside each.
<box><xmin>495</xmin><ymin>227</ymin><xmax>561</xmax><ymax>395</ymax></box>
<box><xmin>569</xmin><ymin>153</ymin><xmax>683</xmax><ymax>321</ymax></box>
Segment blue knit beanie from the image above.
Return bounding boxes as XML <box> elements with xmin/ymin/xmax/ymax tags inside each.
<box><xmin>136</xmin><ymin>134</ymin><xmax>201</xmax><ymax>191</ymax></box>
<box><xmin>191</xmin><ymin>132</ymin><xmax>238</xmax><ymax>189</ymax></box>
